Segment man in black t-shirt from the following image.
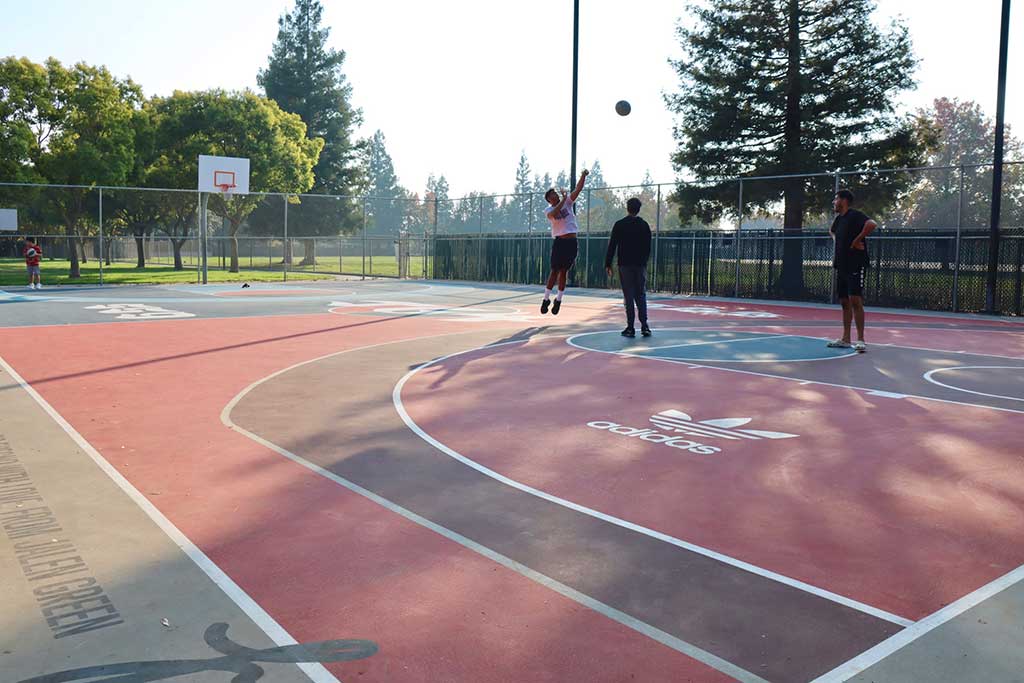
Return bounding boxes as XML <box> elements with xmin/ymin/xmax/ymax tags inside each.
<box><xmin>605</xmin><ymin>197</ymin><xmax>653</xmax><ymax>337</ymax></box>
<box><xmin>828</xmin><ymin>189</ymin><xmax>877</xmax><ymax>353</ymax></box>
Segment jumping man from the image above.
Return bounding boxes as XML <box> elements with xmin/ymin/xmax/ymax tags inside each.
<box><xmin>828</xmin><ymin>189</ymin><xmax>876</xmax><ymax>352</ymax></box>
<box><xmin>541</xmin><ymin>169</ymin><xmax>589</xmax><ymax>315</ymax></box>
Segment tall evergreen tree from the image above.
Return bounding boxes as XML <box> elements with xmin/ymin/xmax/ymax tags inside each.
<box><xmin>426</xmin><ymin>174</ymin><xmax>451</xmax><ymax>230</ymax></box>
<box><xmin>258</xmin><ymin>0</ymin><xmax>362</xmax><ymax>261</ymax></box>
<box><xmin>667</xmin><ymin>0</ymin><xmax>925</xmax><ymax>296</ymax></box>
<box><xmin>511</xmin><ymin>152</ymin><xmax>532</xmax><ymax>230</ymax></box>
<box><xmin>365</xmin><ymin>130</ymin><xmax>404</xmax><ymax>234</ymax></box>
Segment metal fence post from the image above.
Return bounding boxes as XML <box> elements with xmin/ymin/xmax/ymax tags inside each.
<box><xmin>361</xmin><ymin>198</ymin><xmax>367</xmax><ymax>280</ymax></box>
<box><xmin>282</xmin><ymin>196</ymin><xmax>288</xmax><ymax>282</ymax></box>
<box><xmin>585</xmin><ymin>188</ymin><xmax>590</xmax><ymax>289</ymax></box>
<box><xmin>653</xmin><ymin>185</ymin><xmax>661</xmax><ymax>292</ymax></box>
<box><xmin>830</xmin><ymin>171</ymin><xmax>840</xmax><ymax>303</ymax></box>
<box><xmin>953</xmin><ymin>164</ymin><xmax>965</xmax><ymax>312</ymax></box>
<box><xmin>426</xmin><ymin>198</ymin><xmax>434</xmax><ymax>279</ymax></box>
<box><xmin>528</xmin><ymin>193</ymin><xmax>534</xmax><ymax>284</ymax></box>
<box><xmin>690</xmin><ymin>231</ymin><xmax>696</xmax><ymax>294</ymax></box>
<box><xmin>478</xmin><ymin>195</ymin><xmax>484</xmax><ymax>280</ymax></box>
<box><xmin>98</xmin><ymin>187</ymin><xmax>104</xmax><ymax>286</ymax></box>
<box><xmin>734</xmin><ymin>180</ymin><xmax>742</xmax><ymax>298</ymax></box>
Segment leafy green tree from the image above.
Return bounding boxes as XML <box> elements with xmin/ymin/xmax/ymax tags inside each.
<box><xmin>258</xmin><ymin>0</ymin><xmax>362</xmax><ymax>263</ymax></box>
<box><xmin>667</xmin><ymin>0</ymin><xmax>925</xmax><ymax>296</ymax></box>
<box><xmin>0</xmin><ymin>57</ymin><xmax>49</xmax><ymax>184</ymax></box>
<box><xmin>32</xmin><ymin>59</ymin><xmax>141</xmax><ymax>277</ymax></box>
<box><xmin>898</xmin><ymin>98</ymin><xmax>1024</xmax><ymax>230</ymax></box>
<box><xmin>149</xmin><ymin>90</ymin><xmax>323</xmax><ymax>272</ymax></box>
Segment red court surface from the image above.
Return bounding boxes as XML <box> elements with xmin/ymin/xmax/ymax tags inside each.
<box><xmin>2</xmin><ymin>286</ymin><xmax>1023</xmax><ymax>682</ymax></box>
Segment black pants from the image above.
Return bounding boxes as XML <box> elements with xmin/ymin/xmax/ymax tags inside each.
<box><xmin>618</xmin><ymin>265</ymin><xmax>648</xmax><ymax>327</ymax></box>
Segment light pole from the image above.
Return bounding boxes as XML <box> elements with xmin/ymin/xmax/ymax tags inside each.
<box><xmin>570</xmin><ymin>0</ymin><xmax>579</xmax><ymax>187</ymax></box>
<box><xmin>986</xmin><ymin>0</ymin><xmax>1012</xmax><ymax>312</ymax></box>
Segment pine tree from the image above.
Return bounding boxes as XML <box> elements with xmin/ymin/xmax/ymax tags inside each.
<box><xmin>511</xmin><ymin>152</ymin><xmax>532</xmax><ymax>230</ymax></box>
<box><xmin>667</xmin><ymin>0</ymin><xmax>925</xmax><ymax>296</ymax></box>
<box><xmin>258</xmin><ymin>0</ymin><xmax>362</xmax><ymax>262</ymax></box>
<box><xmin>426</xmin><ymin>174</ymin><xmax>451</xmax><ymax>230</ymax></box>
<box><xmin>365</xmin><ymin>130</ymin><xmax>404</xmax><ymax>234</ymax></box>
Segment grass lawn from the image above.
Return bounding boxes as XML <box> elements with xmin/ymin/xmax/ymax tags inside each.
<box><xmin>0</xmin><ymin>258</ymin><xmax>337</xmax><ymax>286</ymax></box>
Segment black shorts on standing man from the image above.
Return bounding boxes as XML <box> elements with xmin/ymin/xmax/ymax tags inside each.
<box><xmin>606</xmin><ymin>197</ymin><xmax>652</xmax><ymax>337</ymax></box>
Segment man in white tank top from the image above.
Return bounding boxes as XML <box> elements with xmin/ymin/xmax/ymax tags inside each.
<box><xmin>541</xmin><ymin>169</ymin><xmax>589</xmax><ymax>315</ymax></box>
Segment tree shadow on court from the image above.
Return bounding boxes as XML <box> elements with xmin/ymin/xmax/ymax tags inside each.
<box><xmin>0</xmin><ymin>291</ymin><xmax>608</xmax><ymax>394</ymax></box>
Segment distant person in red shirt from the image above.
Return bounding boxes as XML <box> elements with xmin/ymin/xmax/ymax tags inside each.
<box><xmin>23</xmin><ymin>237</ymin><xmax>42</xmax><ymax>289</ymax></box>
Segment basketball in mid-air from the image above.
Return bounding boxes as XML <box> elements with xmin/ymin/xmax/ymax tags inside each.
<box><xmin>615</xmin><ymin>100</ymin><xmax>631</xmax><ymax>116</ymax></box>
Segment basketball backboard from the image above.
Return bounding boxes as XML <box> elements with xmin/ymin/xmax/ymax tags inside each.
<box><xmin>198</xmin><ymin>155</ymin><xmax>250</xmax><ymax>194</ymax></box>
<box><xmin>0</xmin><ymin>209</ymin><xmax>17</xmax><ymax>231</ymax></box>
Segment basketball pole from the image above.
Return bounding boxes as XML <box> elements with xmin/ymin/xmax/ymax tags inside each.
<box><xmin>986</xmin><ymin>0</ymin><xmax>1012</xmax><ymax>312</ymax></box>
<box><xmin>200</xmin><ymin>192</ymin><xmax>209</xmax><ymax>285</ymax></box>
<box><xmin>570</xmin><ymin>0</ymin><xmax>579</xmax><ymax>188</ymax></box>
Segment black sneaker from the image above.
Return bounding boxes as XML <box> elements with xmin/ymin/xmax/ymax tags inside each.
<box><xmin>641</xmin><ymin>325</ymin><xmax>652</xmax><ymax>337</ymax></box>
<box><xmin>551</xmin><ymin>299</ymin><xmax>561</xmax><ymax>315</ymax></box>
<box><xmin>540</xmin><ymin>299</ymin><xmax>550</xmax><ymax>314</ymax></box>
<box><xmin>621</xmin><ymin>326</ymin><xmax>636</xmax><ymax>338</ymax></box>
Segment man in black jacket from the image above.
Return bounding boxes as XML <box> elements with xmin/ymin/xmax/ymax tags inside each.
<box><xmin>605</xmin><ymin>197</ymin><xmax>652</xmax><ymax>338</ymax></box>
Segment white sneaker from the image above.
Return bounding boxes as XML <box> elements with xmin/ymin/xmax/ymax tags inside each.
<box><xmin>28</xmin><ymin>284</ymin><xmax>36</xmax><ymax>290</ymax></box>
<box><xmin>35</xmin><ymin>283</ymin><xmax>42</xmax><ymax>289</ymax></box>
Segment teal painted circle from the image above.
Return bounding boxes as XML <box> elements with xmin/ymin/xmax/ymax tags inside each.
<box><xmin>570</xmin><ymin>329</ymin><xmax>858</xmax><ymax>363</ymax></box>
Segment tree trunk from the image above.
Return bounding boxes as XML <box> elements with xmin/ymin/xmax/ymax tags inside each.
<box><xmin>134</xmin><ymin>231</ymin><xmax>146</xmax><ymax>268</ymax></box>
<box><xmin>172</xmin><ymin>239</ymin><xmax>185</xmax><ymax>270</ymax></box>
<box><xmin>779</xmin><ymin>0</ymin><xmax>805</xmax><ymax>298</ymax></box>
<box><xmin>65</xmin><ymin>225</ymin><xmax>81</xmax><ymax>279</ymax></box>
<box><xmin>228</xmin><ymin>220</ymin><xmax>241</xmax><ymax>273</ymax></box>
<box><xmin>78</xmin><ymin>236</ymin><xmax>88</xmax><ymax>264</ymax></box>
<box><xmin>281</xmin><ymin>239</ymin><xmax>294</xmax><ymax>265</ymax></box>
<box><xmin>104</xmin><ymin>237</ymin><xmax>113</xmax><ymax>266</ymax></box>
<box><xmin>300</xmin><ymin>238</ymin><xmax>316</xmax><ymax>266</ymax></box>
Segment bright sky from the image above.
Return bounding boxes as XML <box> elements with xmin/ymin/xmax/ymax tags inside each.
<box><xmin>4</xmin><ymin>0</ymin><xmax>1022</xmax><ymax>197</ymax></box>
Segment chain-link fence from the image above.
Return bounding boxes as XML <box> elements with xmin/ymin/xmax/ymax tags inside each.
<box><xmin>432</xmin><ymin>163</ymin><xmax>1024</xmax><ymax>316</ymax></box>
<box><xmin>2</xmin><ymin>163</ymin><xmax>1022</xmax><ymax>314</ymax></box>
<box><xmin>0</xmin><ymin>184</ymin><xmax>432</xmax><ymax>285</ymax></box>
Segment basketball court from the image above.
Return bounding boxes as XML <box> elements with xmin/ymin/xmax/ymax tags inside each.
<box><xmin>2</xmin><ymin>280</ymin><xmax>1023</xmax><ymax>682</ymax></box>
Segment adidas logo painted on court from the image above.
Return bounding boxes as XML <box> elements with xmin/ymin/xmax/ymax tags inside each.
<box><xmin>587</xmin><ymin>409</ymin><xmax>798</xmax><ymax>455</ymax></box>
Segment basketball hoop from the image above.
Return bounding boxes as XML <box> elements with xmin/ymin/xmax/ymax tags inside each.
<box><xmin>214</xmin><ymin>170</ymin><xmax>236</xmax><ymax>193</ymax></box>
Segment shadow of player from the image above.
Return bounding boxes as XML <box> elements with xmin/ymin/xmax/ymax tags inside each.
<box><xmin>18</xmin><ymin>622</ymin><xmax>378</xmax><ymax>683</ymax></box>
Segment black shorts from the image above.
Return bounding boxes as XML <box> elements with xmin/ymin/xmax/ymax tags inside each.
<box><xmin>550</xmin><ymin>236</ymin><xmax>578</xmax><ymax>270</ymax></box>
<box><xmin>835</xmin><ymin>268</ymin><xmax>865</xmax><ymax>299</ymax></box>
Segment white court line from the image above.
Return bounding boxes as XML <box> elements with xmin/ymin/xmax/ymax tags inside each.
<box><xmin>0</xmin><ymin>355</ymin><xmax>340</xmax><ymax>683</ymax></box>
<box><xmin>393</xmin><ymin>338</ymin><xmax>913</xmax><ymax>628</ymax></box>
<box><xmin>623</xmin><ymin>333</ymin><xmax>791</xmax><ymax>352</ymax></box>
<box><xmin>567</xmin><ymin>329</ymin><xmax>1024</xmax><ymax>416</ymax></box>
<box><xmin>922</xmin><ymin>366</ymin><xmax>1024</xmax><ymax>402</ymax></box>
<box><xmin>809</xmin><ymin>563</ymin><xmax>1024</xmax><ymax>683</ymax></box>
<box><xmin>220</xmin><ymin>332</ymin><xmax>769</xmax><ymax>683</ymax></box>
